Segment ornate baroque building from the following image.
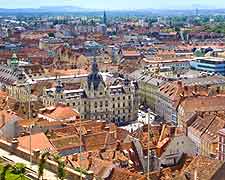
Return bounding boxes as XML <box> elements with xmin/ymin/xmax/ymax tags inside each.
<box><xmin>0</xmin><ymin>54</ymin><xmax>33</xmax><ymax>102</ymax></box>
<box><xmin>42</xmin><ymin>59</ymin><xmax>139</xmax><ymax>123</ymax></box>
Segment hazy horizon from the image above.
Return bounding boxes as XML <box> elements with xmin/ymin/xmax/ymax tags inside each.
<box><xmin>1</xmin><ymin>0</ymin><xmax>225</xmax><ymax>10</ymax></box>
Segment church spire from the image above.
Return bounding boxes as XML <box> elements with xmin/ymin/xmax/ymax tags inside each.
<box><xmin>91</xmin><ymin>55</ymin><xmax>99</xmax><ymax>74</ymax></box>
<box><xmin>10</xmin><ymin>53</ymin><xmax>19</xmax><ymax>70</ymax></box>
<box><xmin>55</xmin><ymin>79</ymin><xmax>64</xmax><ymax>94</ymax></box>
<box><xmin>87</xmin><ymin>57</ymin><xmax>105</xmax><ymax>90</ymax></box>
<box><xmin>103</xmin><ymin>10</ymin><xmax>107</xmax><ymax>25</ymax></box>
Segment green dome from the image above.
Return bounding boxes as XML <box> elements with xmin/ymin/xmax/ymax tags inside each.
<box><xmin>11</xmin><ymin>53</ymin><xmax>19</xmax><ymax>65</ymax></box>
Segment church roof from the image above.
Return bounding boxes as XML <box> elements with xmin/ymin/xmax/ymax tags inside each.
<box><xmin>87</xmin><ymin>59</ymin><xmax>105</xmax><ymax>90</ymax></box>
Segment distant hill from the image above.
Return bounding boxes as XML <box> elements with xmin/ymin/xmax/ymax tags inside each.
<box><xmin>0</xmin><ymin>7</ymin><xmax>224</xmax><ymax>16</ymax></box>
<box><xmin>0</xmin><ymin>6</ymin><xmax>96</xmax><ymax>13</ymax></box>
<box><xmin>39</xmin><ymin>6</ymin><xmax>97</xmax><ymax>12</ymax></box>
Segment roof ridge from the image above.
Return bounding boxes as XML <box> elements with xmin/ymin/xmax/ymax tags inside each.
<box><xmin>200</xmin><ymin>115</ymin><xmax>217</xmax><ymax>137</ymax></box>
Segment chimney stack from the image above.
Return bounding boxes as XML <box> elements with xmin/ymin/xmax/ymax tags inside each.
<box><xmin>86</xmin><ymin>129</ymin><xmax>92</xmax><ymax>135</ymax></box>
<box><xmin>72</xmin><ymin>154</ymin><xmax>78</xmax><ymax>161</ymax></box>
<box><xmin>184</xmin><ymin>86</ymin><xmax>188</xmax><ymax>96</ymax></box>
<box><xmin>11</xmin><ymin>138</ymin><xmax>19</xmax><ymax>149</ymax></box>
<box><xmin>177</xmin><ymin>81</ymin><xmax>182</xmax><ymax>89</ymax></box>
<box><xmin>104</xmin><ymin>126</ymin><xmax>110</xmax><ymax>132</ymax></box>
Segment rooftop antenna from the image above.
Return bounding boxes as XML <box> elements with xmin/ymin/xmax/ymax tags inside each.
<box><xmin>194</xmin><ymin>158</ymin><xmax>199</xmax><ymax>180</ymax></box>
<box><xmin>103</xmin><ymin>10</ymin><xmax>107</xmax><ymax>25</ymax></box>
<box><xmin>79</xmin><ymin>112</ymin><xmax>82</xmax><ymax>180</ymax></box>
<box><xmin>147</xmin><ymin>111</ymin><xmax>154</xmax><ymax>179</ymax></box>
<box><xmin>196</xmin><ymin>8</ymin><xmax>199</xmax><ymax>16</ymax></box>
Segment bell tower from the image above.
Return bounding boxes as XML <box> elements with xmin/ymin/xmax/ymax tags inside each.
<box><xmin>55</xmin><ymin>79</ymin><xmax>64</xmax><ymax>104</ymax></box>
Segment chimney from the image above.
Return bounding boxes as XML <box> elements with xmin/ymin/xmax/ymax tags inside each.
<box><xmin>116</xmin><ymin>140</ymin><xmax>121</xmax><ymax>151</ymax></box>
<box><xmin>33</xmin><ymin>149</ymin><xmax>40</xmax><ymax>160</ymax></box>
<box><xmin>87</xmin><ymin>151</ymin><xmax>92</xmax><ymax>158</ymax></box>
<box><xmin>87</xmin><ymin>151</ymin><xmax>93</xmax><ymax>170</ymax></box>
<box><xmin>194</xmin><ymin>84</ymin><xmax>198</xmax><ymax>93</ymax></box>
<box><xmin>101</xmin><ymin>120</ymin><xmax>106</xmax><ymax>129</ymax></box>
<box><xmin>86</xmin><ymin>129</ymin><xmax>92</xmax><ymax>135</ymax></box>
<box><xmin>99</xmin><ymin>148</ymin><xmax>106</xmax><ymax>160</ymax></box>
<box><xmin>1</xmin><ymin>113</ymin><xmax>6</xmax><ymax>128</ymax></box>
<box><xmin>104</xmin><ymin>126</ymin><xmax>110</xmax><ymax>132</ymax></box>
<box><xmin>216</xmin><ymin>87</ymin><xmax>220</xmax><ymax>94</ymax></box>
<box><xmin>184</xmin><ymin>86</ymin><xmax>188</xmax><ymax>96</ymax></box>
<box><xmin>177</xmin><ymin>81</ymin><xmax>182</xmax><ymax>88</ymax></box>
<box><xmin>123</xmin><ymin>150</ymin><xmax>129</xmax><ymax>157</ymax></box>
<box><xmin>11</xmin><ymin>138</ymin><xmax>19</xmax><ymax>149</ymax></box>
<box><xmin>72</xmin><ymin>154</ymin><xmax>78</xmax><ymax>161</ymax></box>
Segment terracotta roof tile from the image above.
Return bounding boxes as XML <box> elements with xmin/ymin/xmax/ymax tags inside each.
<box><xmin>18</xmin><ymin>132</ymin><xmax>55</xmax><ymax>153</ymax></box>
<box><xmin>109</xmin><ymin>168</ymin><xmax>145</xmax><ymax>180</ymax></box>
<box><xmin>43</xmin><ymin>105</ymin><xmax>80</xmax><ymax>121</ymax></box>
<box><xmin>180</xmin><ymin>156</ymin><xmax>224</xmax><ymax>180</ymax></box>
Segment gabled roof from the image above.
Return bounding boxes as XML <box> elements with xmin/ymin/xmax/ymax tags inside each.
<box><xmin>179</xmin><ymin>156</ymin><xmax>225</xmax><ymax>180</ymax></box>
<box><xmin>42</xmin><ymin>105</ymin><xmax>80</xmax><ymax>121</ymax></box>
<box><xmin>0</xmin><ymin>109</ymin><xmax>21</xmax><ymax>128</ymax></box>
<box><xmin>189</xmin><ymin>112</ymin><xmax>225</xmax><ymax>143</ymax></box>
<box><xmin>18</xmin><ymin>132</ymin><xmax>55</xmax><ymax>153</ymax></box>
<box><xmin>50</xmin><ymin>134</ymin><xmax>82</xmax><ymax>150</ymax></box>
<box><xmin>108</xmin><ymin>168</ymin><xmax>144</xmax><ymax>180</ymax></box>
<box><xmin>180</xmin><ymin>96</ymin><xmax>225</xmax><ymax>113</ymax></box>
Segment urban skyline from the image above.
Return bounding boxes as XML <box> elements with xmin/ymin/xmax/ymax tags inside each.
<box><xmin>1</xmin><ymin>0</ymin><xmax>225</xmax><ymax>10</ymax></box>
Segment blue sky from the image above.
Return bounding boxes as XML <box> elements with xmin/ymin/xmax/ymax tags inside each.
<box><xmin>0</xmin><ymin>0</ymin><xmax>225</xmax><ymax>10</ymax></box>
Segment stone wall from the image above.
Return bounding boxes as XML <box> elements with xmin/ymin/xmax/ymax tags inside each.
<box><xmin>0</xmin><ymin>139</ymin><xmax>93</xmax><ymax>180</ymax></box>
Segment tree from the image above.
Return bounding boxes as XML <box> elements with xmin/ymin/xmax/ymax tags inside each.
<box><xmin>175</xmin><ymin>27</ymin><xmax>180</xmax><ymax>33</ymax></box>
<box><xmin>48</xmin><ymin>32</ymin><xmax>55</xmax><ymax>38</ymax></box>
<box><xmin>12</xmin><ymin>163</ymin><xmax>26</xmax><ymax>180</ymax></box>
<box><xmin>0</xmin><ymin>164</ymin><xmax>11</xmax><ymax>180</ymax></box>
<box><xmin>53</xmin><ymin>154</ymin><xmax>66</xmax><ymax>180</ymax></box>
<box><xmin>38</xmin><ymin>152</ymin><xmax>50</xmax><ymax>180</ymax></box>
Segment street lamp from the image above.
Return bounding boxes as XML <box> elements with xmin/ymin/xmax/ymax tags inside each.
<box><xmin>25</xmin><ymin>82</ymin><xmax>33</xmax><ymax>168</ymax></box>
<box><xmin>79</xmin><ymin>116</ymin><xmax>82</xmax><ymax>180</ymax></box>
<box><xmin>147</xmin><ymin>109</ymin><xmax>154</xmax><ymax>180</ymax></box>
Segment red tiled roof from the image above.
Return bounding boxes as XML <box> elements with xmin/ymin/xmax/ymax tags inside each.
<box><xmin>180</xmin><ymin>156</ymin><xmax>225</xmax><ymax>180</ymax></box>
<box><xmin>18</xmin><ymin>132</ymin><xmax>55</xmax><ymax>152</ymax></box>
<box><xmin>109</xmin><ymin>168</ymin><xmax>144</xmax><ymax>180</ymax></box>
<box><xmin>0</xmin><ymin>110</ymin><xmax>21</xmax><ymax>128</ymax></box>
<box><xmin>180</xmin><ymin>96</ymin><xmax>225</xmax><ymax>113</ymax></box>
<box><xmin>122</xmin><ymin>50</ymin><xmax>141</xmax><ymax>57</ymax></box>
<box><xmin>43</xmin><ymin>105</ymin><xmax>80</xmax><ymax>121</ymax></box>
